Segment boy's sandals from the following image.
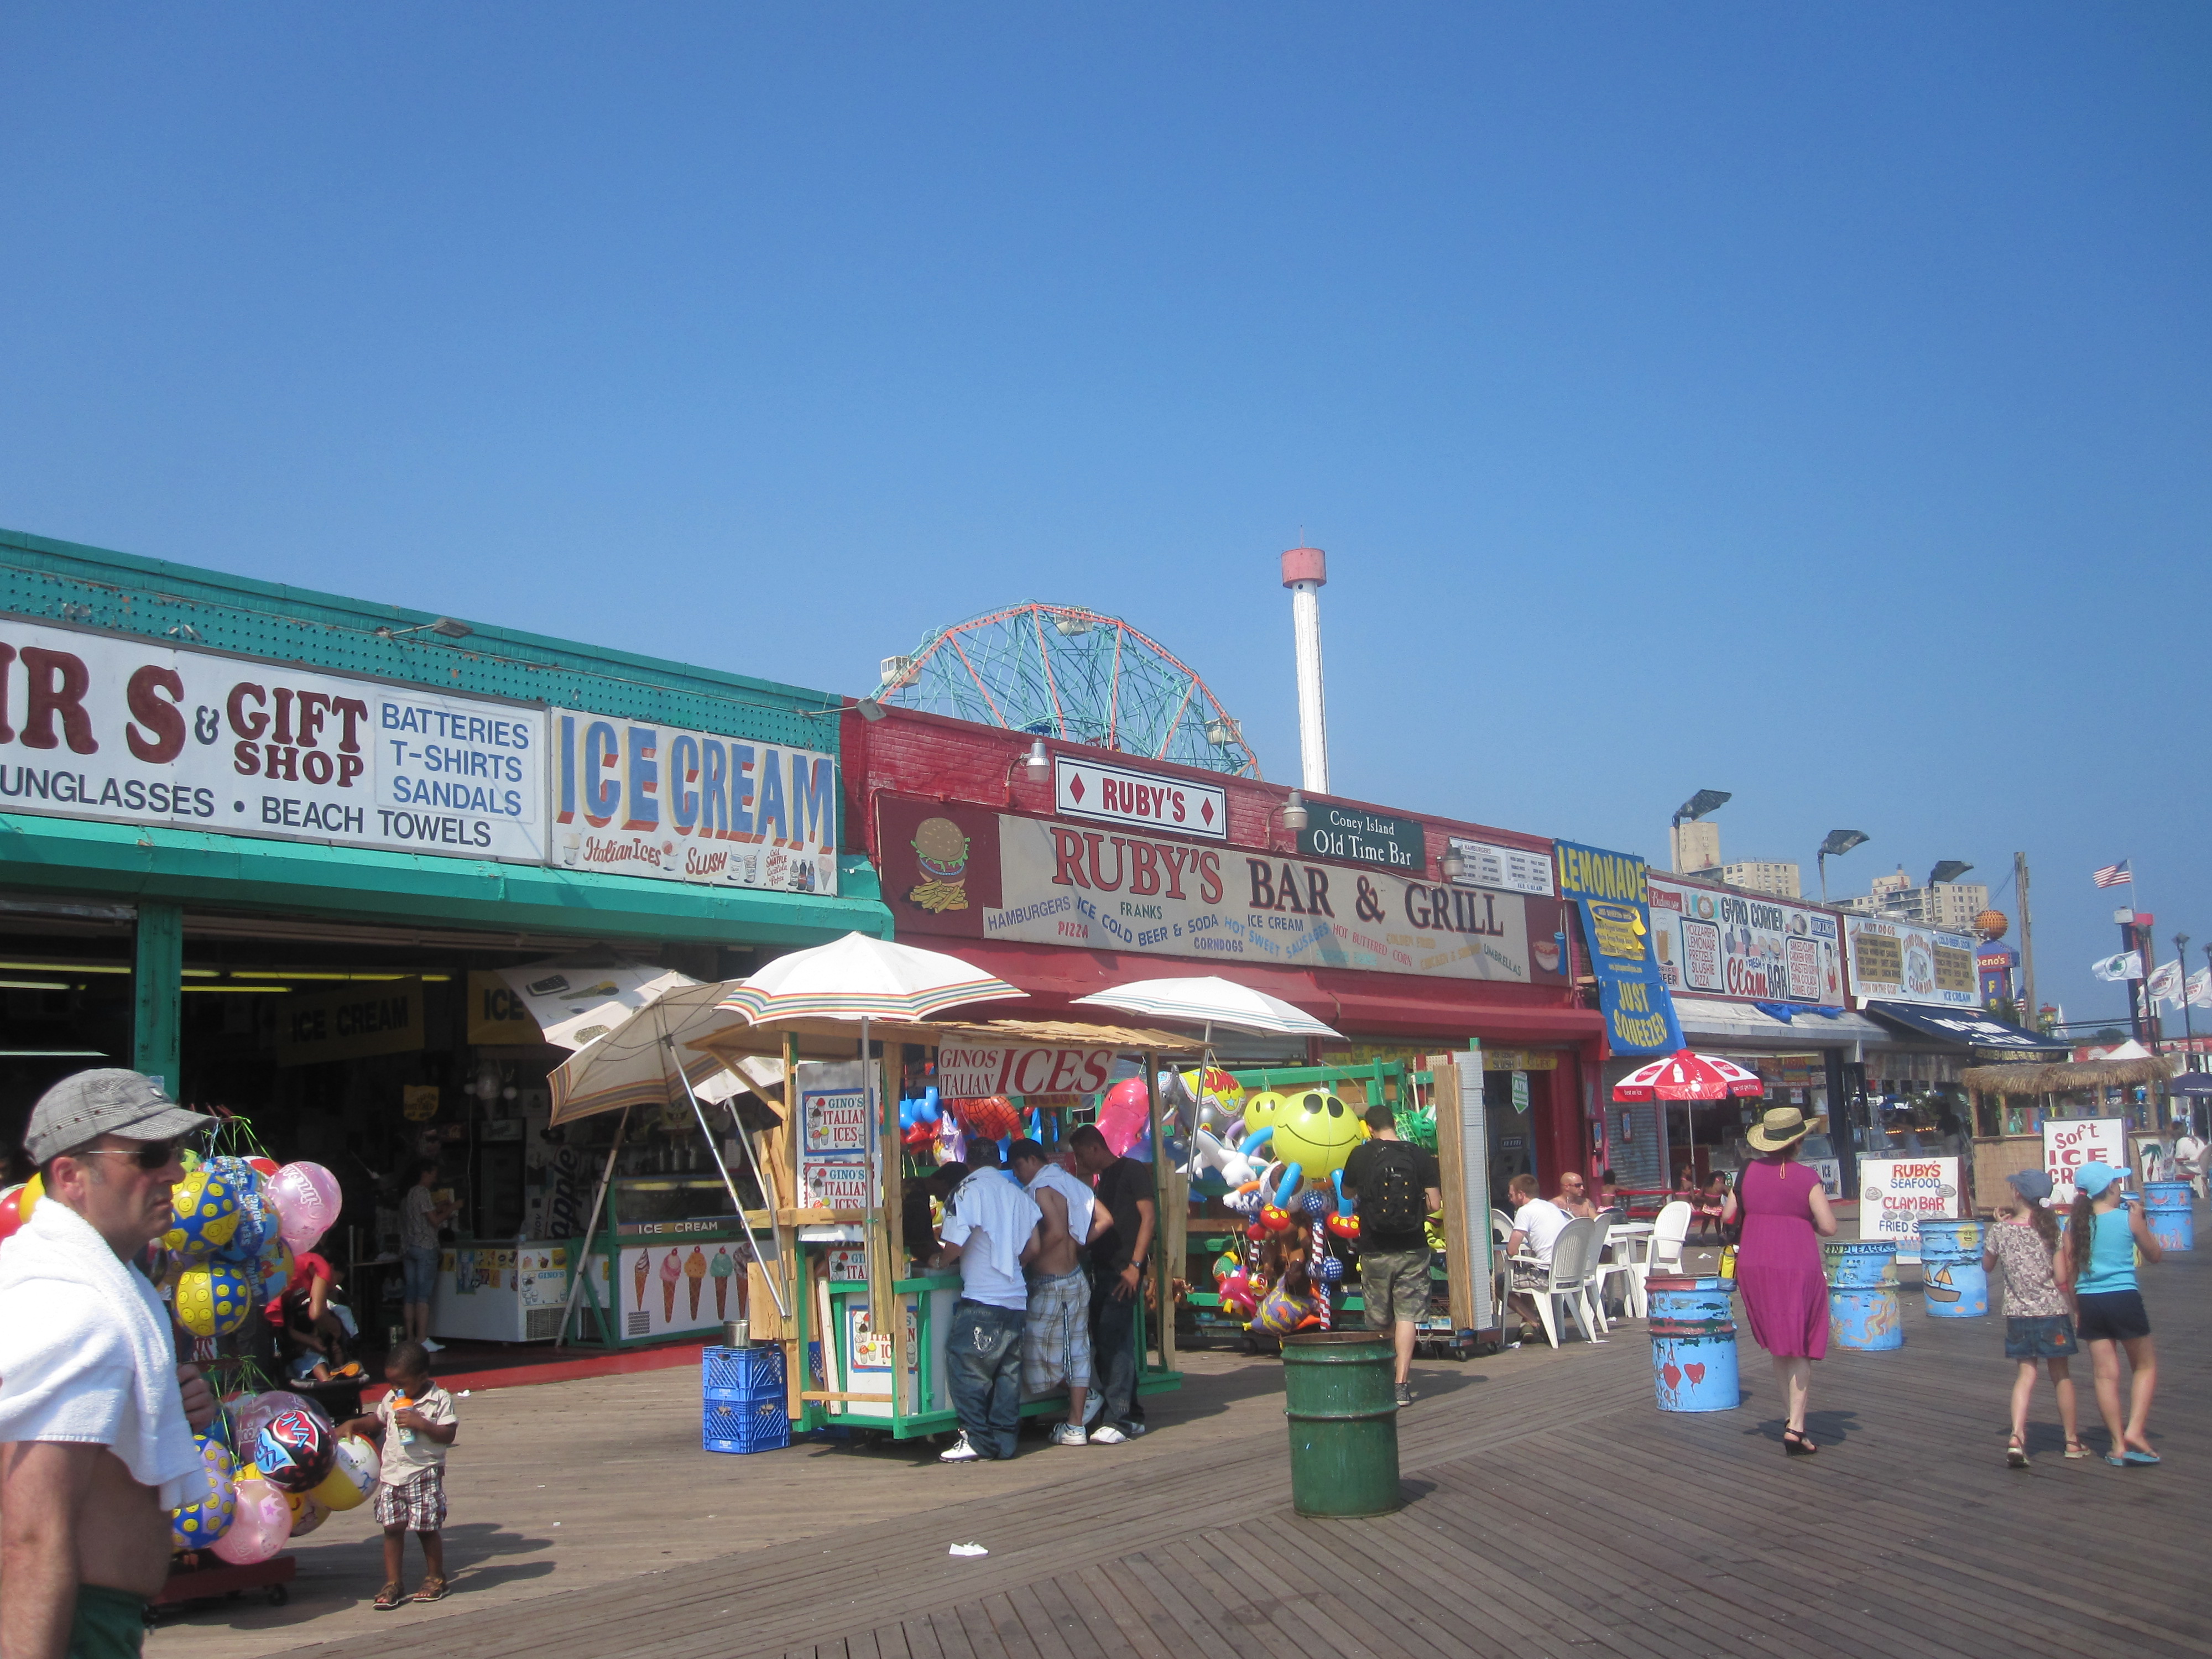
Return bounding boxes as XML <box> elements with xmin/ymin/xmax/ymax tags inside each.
<box><xmin>2005</xmin><ymin>1437</ymin><xmax>2030</xmax><ymax>1468</ymax></box>
<box><xmin>373</xmin><ymin>1583</ymin><xmax>407</xmax><ymax>1610</ymax></box>
<box><xmin>411</xmin><ymin>1577</ymin><xmax>450</xmax><ymax>1603</ymax></box>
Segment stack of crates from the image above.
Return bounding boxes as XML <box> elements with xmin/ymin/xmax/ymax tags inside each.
<box><xmin>702</xmin><ymin>1343</ymin><xmax>790</xmax><ymax>1455</ymax></box>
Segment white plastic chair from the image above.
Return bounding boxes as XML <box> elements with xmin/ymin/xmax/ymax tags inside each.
<box><xmin>1647</xmin><ymin>1201</ymin><xmax>1694</xmax><ymax>1280</ymax></box>
<box><xmin>1512</xmin><ymin>1216</ymin><xmax>1600</xmax><ymax>1349</ymax></box>
<box><xmin>1490</xmin><ymin>1208</ymin><xmax>1514</xmax><ymax>1245</ymax></box>
<box><xmin>1586</xmin><ymin>1213</ymin><xmax>1641</xmax><ymax>1326</ymax></box>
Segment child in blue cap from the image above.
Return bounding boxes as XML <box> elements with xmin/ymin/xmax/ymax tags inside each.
<box><xmin>1982</xmin><ymin>1167</ymin><xmax>2083</xmax><ymax>1465</ymax></box>
<box><xmin>2067</xmin><ymin>1160</ymin><xmax>2163</xmax><ymax>1465</ymax></box>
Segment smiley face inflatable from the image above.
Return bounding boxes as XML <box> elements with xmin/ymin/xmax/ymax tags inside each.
<box><xmin>1268</xmin><ymin>1091</ymin><xmax>1367</xmax><ymax>1182</ymax></box>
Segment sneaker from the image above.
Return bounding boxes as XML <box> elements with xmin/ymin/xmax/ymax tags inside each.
<box><xmin>1081</xmin><ymin>1392</ymin><xmax>1103</xmax><ymax>1427</ymax></box>
<box><xmin>1089</xmin><ymin>1425</ymin><xmax>1128</xmax><ymax>1445</ymax></box>
<box><xmin>1395</xmin><ymin>1384</ymin><xmax>1416</xmax><ymax>1408</ymax></box>
<box><xmin>1049</xmin><ymin>1422</ymin><xmax>1088</xmax><ymax>1447</ymax></box>
<box><xmin>939</xmin><ymin>1431</ymin><xmax>981</xmax><ymax>1463</ymax></box>
<box><xmin>420</xmin><ymin>1339</ymin><xmax>444</xmax><ymax>1353</ymax></box>
<box><xmin>1121</xmin><ymin>1420</ymin><xmax>1148</xmax><ymax>1438</ymax></box>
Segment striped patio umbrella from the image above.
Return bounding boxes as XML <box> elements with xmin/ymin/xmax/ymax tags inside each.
<box><xmin>1610</xmin><ymin>1048</ymin><xmax>1767</xmax><ymax>1103</ymax></box>
<box><xmin>714</xmin><ymin>932</ymin><xmax>1025</xmax><ymax>1025</ymax></box>
<box><xmin>1070</xmin><ymin>975</ymin><xmax>1341</xmax><ymax>1040</ymax></box>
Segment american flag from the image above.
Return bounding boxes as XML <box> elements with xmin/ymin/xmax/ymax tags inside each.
<box><xmin>2091</xmin><ymin>860</ymin><xmax>2132</xmax><ymax>888</ymax></box>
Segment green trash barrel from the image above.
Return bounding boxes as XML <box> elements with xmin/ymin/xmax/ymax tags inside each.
<box><xmin>1281</xmin><ymin>1329</ymin><xmax>1401</xmax><ymax>1517</ymax></box>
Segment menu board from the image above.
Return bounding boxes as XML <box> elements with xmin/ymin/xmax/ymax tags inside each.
<box><xmin>1646</xmin><ymin>877</ymin><xmax>1846</xmax><ymax>1006</ymax></box>
<box><xmin>796</xmin><ymin>1061</ymin><xmax>875</xmax><ymax>1212</ymax></box>
<box><xmin>1845</xmin><ymin>916</ymin><xmax>1979</xmax><ymax>1008</ymax></box>
<box><xmin>1448</xmin><ymin>837</ymin><xmax>1556</xmax><ymax>896</ymax></box>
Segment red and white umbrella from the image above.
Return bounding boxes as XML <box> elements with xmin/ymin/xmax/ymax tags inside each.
<box><xmin>1611</xmin><ymin>1049</ymin><xmax>1766</xmax><ymax>1103</ymax></box>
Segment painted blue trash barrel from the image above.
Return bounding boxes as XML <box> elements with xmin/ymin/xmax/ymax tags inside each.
<box><xmin>1648</xmin><ymin>1276</ymin><xmax>1739</xmax><ymax>1412</ymax></box>
<box><xmin>1827</xmin><ymin>1241</ymin><xmax>1903</xmax><ymax>1350</ymax></box>
<box><xmin>2143</xmin><ymin>1182</ymin><xmax>2195</xmax><ymax>1253</ymax></box>
<box><xmin>1916</xmin><ymin>1219</ymin><xmax>1987</xmax><ymax>1318</ymax></box>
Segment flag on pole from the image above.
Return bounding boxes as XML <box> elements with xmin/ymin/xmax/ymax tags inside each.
<box><xmin>2148</xmin><ymin>961</ymin><xmax>2184</xmax><ymax>1007</ymax></box>
<box><xmin>2091</xmin><ymin>860</ymin><xmax>2132</xmax><ymax>888</ymax></box>
<box><xmin>2091</xmin><ymin>952</ymin><xmax>2145</xmax><ymax>982</ymax></box>
<box><xmin>2185</xmin><ymin>967</ymin><xmax>2212</xmax><ymax>1011</ymax></box>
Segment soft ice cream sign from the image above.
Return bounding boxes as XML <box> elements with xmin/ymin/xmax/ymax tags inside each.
<box><xmin>548</xmin><ymin>709</ymin><xmax>838</xmax><ymax>894</ymax></box>
<box><xmin>0</xmin><ymin>617</ymin><xmax>544</xmax><ymax>860</ymax></box>
<box><xmin>2043</xmin><ymin>1118</ymin><xmax>2127</xmax><ymax>1207</ymax></box>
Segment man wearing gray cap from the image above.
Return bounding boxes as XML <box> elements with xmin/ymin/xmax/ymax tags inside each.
<box><xmin>1</xmin><ymin>1070</ymin><xmax>222</xmax><ymax>1659</ymax></box>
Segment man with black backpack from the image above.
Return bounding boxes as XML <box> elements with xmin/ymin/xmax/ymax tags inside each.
<box><xmin>1342</xmin><ymin>1104</ymin><xmax>1443</xmax><ymax>1408</ymax></box>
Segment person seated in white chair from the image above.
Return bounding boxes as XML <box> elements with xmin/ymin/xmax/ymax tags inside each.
<box><xmin>1504</xmin><ymin>1172</ymin><xmax>1571</xmax><ymax>1339</ymax></box>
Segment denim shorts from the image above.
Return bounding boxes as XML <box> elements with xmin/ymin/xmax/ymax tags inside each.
<box><xmin>2004</xmin><ymin>1313</ymin><xmax>2077</xmax><ymax>1359</ymax></box>
<box><xmin>401</xmin><ymin>1246</ymin><xmax>441</xmax><ymax>1303</ymax></box>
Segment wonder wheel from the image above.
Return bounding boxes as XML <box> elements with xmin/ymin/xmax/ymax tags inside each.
<box><xmin>873</xmin><ymin>603</ymin><xmax>1260</xmax><ymax>778</ymax></box>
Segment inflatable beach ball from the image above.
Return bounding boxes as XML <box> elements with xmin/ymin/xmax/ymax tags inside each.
<box><xmin>285</xmin><ymin>1488</ymin><xmax>331</xmax><ymax>1538</ymax></box>
<box><xmin>254</xmin><ymin>1404</ymin><xmax>337</xmax><ymax>1493</ymax></box>
<box><xmin>174</xmin><ymin>1263</ymin><xmax>256</xmax><ymax>1338</ymax></box>
<box><xmin>204</xmin><ymin>1156</ymin><xmax>272</xmax><ymax>1263</ymax></box>
<box><xmin>164</xmin><ymin>1168</ymin><xmax>243</xmax><ymax>1258</ymax></box>
<box><xmin>313</xmin><ymin>1435</ymin><xmax>379</xmax><ymax>1511</ymax></box>
<box><xmin>169</xmin><ymin>1434</ymin><xmax>238</xmax><ymax>1550</ymax></box>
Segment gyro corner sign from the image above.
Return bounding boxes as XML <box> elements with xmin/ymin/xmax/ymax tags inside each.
<box><xmin>0</xmin><ymin>618</ymin><xmax>544</xmax><ymax>861</ymax></box>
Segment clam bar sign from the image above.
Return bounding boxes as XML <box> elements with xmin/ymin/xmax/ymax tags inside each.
<box><xmin>0</xmin><ymin>619</ymin><xmax>545</xmax><ymax>862</ymax></box>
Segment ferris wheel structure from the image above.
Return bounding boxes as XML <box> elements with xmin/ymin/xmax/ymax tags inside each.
<box><xmin>874</xmin><ymin>602</ymin><xmax>1261</xmax><ymax>778</ymax></box>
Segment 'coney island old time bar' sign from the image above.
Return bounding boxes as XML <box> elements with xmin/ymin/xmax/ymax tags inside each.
<box><xmin>878</xmin><ymin>794</ymin><xmax>1569</xmax><ymax>986</ymax></box>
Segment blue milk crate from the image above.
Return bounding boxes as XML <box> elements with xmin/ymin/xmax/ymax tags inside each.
<box><xmin>702</xmin><ymin>1343</ymin><xmax>785</xmax><ymax>1399</ymax></box>
<box><xmin>702</xmin><ymin>1393</ymin><xmax>791</xmax><ymax>1455</ymax></box>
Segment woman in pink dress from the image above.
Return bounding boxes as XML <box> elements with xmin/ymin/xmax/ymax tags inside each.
<box><xmin>1724</xmin><ymin>1105</ymin><xmax>1839</xmax><ymax>1455</ymax></box>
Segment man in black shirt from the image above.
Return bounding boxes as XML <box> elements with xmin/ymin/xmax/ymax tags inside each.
<box><xmin>1341</xmin><ymin>1104</ymin><xmax>1443</xmax><ymax>1407</ymax></box>
<box><xmin>1068</xmin><ymin>1124</ymin><xmax>1155</xmax><ymax>1443</ymax></box>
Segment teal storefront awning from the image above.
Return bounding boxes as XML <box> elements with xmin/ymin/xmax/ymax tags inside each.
<box><xmin>0</xmin><ymin>810</ymin><xmax>889</xmax><ymax>947</ymax></box>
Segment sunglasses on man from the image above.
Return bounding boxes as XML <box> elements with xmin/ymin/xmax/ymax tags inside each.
<box><xmin>76</xmin><ymin>1140</ymin><xmax>189</xmax><ymax>1171</ymax></box>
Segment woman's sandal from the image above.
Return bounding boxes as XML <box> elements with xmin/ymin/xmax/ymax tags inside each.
<box><xmin>1783</xmin><ymin>1429</ymin><xmax>1819</xmax><ymax>1457</ymax></box>
<box><xmin>2006</xmin><ymin>1437</ymin><xmax>2030</xmax><ymax>1468</ymax></box>
<box><xmin>411</xmin><ymin>1576</ymin><xmax>450</xmax><ymax>1603</ymax></box>
<box><xmin>373</xmin><ymin>1583</ymin><xmax>407</xmax><ymax>1611</ymax></box>
<box><xmin>2064</xmin><ymin>1441</ymin><xmax>2091</xmax><ymax>1459</ymax></box>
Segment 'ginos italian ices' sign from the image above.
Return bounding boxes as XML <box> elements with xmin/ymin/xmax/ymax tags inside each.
<box><xmin>0</xmin><ymin>618</ymin><xmax>544</xmax><ymax>861</ymax></box>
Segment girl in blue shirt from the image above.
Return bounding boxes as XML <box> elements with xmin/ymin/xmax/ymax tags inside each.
<box><xmin>2065</xmin><ymin>1160</ymin><xmax>2163</xmax><ymax>1466</ymax></box>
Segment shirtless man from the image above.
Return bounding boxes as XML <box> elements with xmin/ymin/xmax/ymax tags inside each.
<box><xmin>1</xmin><ymin>1070</ymin><xmax>221</xmax><ymax>1659</ymax></box>
<box><xmin>1008</xmin><ymin>1139</ymin><xmax>1096</xmax><ymax>1447</ymax></box>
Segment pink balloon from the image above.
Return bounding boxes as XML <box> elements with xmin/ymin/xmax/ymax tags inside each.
<box><xmin>212</xmin><ymin>1477</ymin><xmax>294</xmax><ymax>1564</ymax></box>
<box><xmin>227</xmin><ymin>1389</ymin><xmax>315</xmax><ymax>1452</ymax></box>
<box><xmin>265</xmin><ymin>1163</ymin><xmax>342</xmax><ymax>1251</ymax></box>
<box><xmin>1097</xmin><ymin>1077</ymin><xmax>1151</xmax><ymax>1157</ymax></box>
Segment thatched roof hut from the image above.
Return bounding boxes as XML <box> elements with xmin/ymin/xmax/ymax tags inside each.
<box><xmin>1961</xmin><ymin>1054</ymin><xmax>2179</xmax><ymax>1095</ymax></box>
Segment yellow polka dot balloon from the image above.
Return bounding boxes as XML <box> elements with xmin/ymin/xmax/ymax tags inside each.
<box><xmin>173</xmin><ymin>1262</ymin><xmax>256</xmax><ymax>1338</ymax></box>
<box><xmin>164</xmin><ymin>1168</ymin><xmax>242</xmax><ymax>1259</ymax></box>
<box><xmin>168</xmin><ymin>1433</ymin><xmax>238</xmax><ymax>1549</ymax></box>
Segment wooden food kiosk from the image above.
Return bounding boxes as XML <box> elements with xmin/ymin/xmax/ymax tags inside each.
<box><xmin>692</xmin><ymin>1016</ymin><xmax>1198</xmax><ymax>1441</ymax></box>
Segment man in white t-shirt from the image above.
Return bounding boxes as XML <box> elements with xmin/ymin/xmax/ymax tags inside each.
<box><xmin>1503</xmin><ymin>1171</ymin><xmax>1572</xmax><ymax>1334</ymax></box>
<box><xmin>927</xmin><ymin>1160</ymin><xmax>1041</xmax><ymax>1464</ymax></box>
<box><xmin>2174</xmin><ymin>1130</ymin><xmax>2208</xmax><ymax>1198</ymax></box>
<box><xmin>1</xmin><ymin>1070</ymin><xmax>220</xmax><ymax>1658</ymax></box>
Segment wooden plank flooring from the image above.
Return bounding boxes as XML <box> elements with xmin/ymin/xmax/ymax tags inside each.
<box><xmin>155</xmin><ymin>1225</ymin><xmax>2212</xmax><ymax>1659</ymax></box>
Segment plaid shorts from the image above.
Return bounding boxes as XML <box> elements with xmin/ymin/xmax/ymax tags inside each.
<box><xmin>1021</xmin><ymin>1267</ymin><xmax>1093</xmax><ymax>1395</ymax></box>
<box><xmin>1510</xmin><ymin>1259</ymin><xmax>1548</xmax><ymax>1292</ymax></box>
<box><xmin>374</xmin><ymin>1468</ymin><xmax>447</xmax><ymax>1532</ymax></box>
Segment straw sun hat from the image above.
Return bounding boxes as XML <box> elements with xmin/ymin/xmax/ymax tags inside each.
<box><xmin>1746</xmin><ymin>1104</ymin><xmax>1825</xmax><ymax>1152</ymax></box>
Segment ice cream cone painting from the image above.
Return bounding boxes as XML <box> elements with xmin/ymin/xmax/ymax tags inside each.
<box><xmin>711</xmin><ymin>1246</ymin><xmax>733</xmax><ymax>1319</ymax></box>
<box><xmin>633</xmin><ymin>1251</ymin><xmax>650</xmax><ymax>1312</ymax></box>
<box><xmin>684</xmin><ymin>1246</ymin><xmax>707</xmax><ymax>1320</ymax></box>
<box><xmin>660</xmin><ymin>1250</ymin><xmax>680</xmax><ymax>1322</ymax></box>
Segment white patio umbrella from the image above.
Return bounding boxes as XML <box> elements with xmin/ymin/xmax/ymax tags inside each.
<box><xmin>715</xmin><ymin>931</ymin><xmax>1027</xmax><ymax>1025</ymax></box>
<box><xmin>1071</xmin><ymin>975</ymin><xmax>1342</xmax><ymax>1042</ymax></box>
<box><xmin>549</xmin><ymin>979</ymin><xmax>792</xmax><ymax>1327</ymax></box>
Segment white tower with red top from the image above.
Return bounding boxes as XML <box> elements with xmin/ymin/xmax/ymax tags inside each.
<box><xmin>1281</xmin><ymin>546</ymin><xmax>1329</xmax><ymax>794</ymax></box>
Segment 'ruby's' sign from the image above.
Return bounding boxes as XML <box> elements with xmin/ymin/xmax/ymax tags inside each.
<box><xmin>1052</xmin><ymin>755</ymin><xmax>1225</xmax><ymax>841</ymax></box>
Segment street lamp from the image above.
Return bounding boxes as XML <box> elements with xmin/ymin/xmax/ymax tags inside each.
<box><xmin>1929</xmin><ymin>860</ymin><xmax>1973</xmax><ymax>886</ymax></box>
<box><xmin>2178</xmin><ymin>932</ymin><xmax>2196</xmax><ymax>1074</ymax></box>
<box><xmin>1670</xmin><ymin>789</ymin><xmax>1730</xmax><ymax>873</ymax></box>
<box><xmin>1818</xmin><ymin>830</ymin><xmax>1869</xmax><ymax>903</ymax></box>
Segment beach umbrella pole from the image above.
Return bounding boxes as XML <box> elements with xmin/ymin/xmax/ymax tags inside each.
<box><xmin>555</xmin><ymin>1104</ymin><xmax>630</xmax><ymax>1349</ymax></box>
<box><xmin>667</xmin><ymin>1028</ymin><xmax>787</xmax><ymax>1319</ymax></box>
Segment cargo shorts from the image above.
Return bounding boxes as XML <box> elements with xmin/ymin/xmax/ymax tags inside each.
<box><xmin>1359</xmin><ymin>1248</ymin><xmax>1434</xmax><ymax>1328</ymax></box>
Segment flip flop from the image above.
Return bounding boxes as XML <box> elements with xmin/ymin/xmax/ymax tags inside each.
<box><xmin>2122</xmin><ymin>1449</ymin><xmax>2161</xmax><ymax>1465</ymax></box>
<box><xmin>2104</xmin><ymin>1453</ymin><xmax>2130</xmax><ymax>1467</ymax></box>
<box><xmin>2064</xmin><ymin>1442</ymin><xmax>2091</xmax><ymax>1459</ymax></box>
<box><xmin>2006</xmin><ymin>1439</ymin><xmax>2030</xmax><ymax>1468</ymax></box>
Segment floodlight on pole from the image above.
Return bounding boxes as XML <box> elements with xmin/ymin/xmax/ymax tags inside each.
<box><xmin>1929</xmin><ymin>860</ymin><xmax>1973</xmax><ymax>887</ymax></box>
<box><xmin>1672</xmin><ymin>789</ymin><xmax>1731</xmax><ymax>828</ymax></box>
<box><xmin>1818</xmin><ymin>829</ymin><xmax>1869</xmax><ymax>902</ymax></box>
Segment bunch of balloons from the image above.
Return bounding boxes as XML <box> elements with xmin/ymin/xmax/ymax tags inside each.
<box><xmin>158</xmin><ymin>1156</ymin><xmax>343</xmax><ymax>1338</ymax></box>
<box><xmin>165</xmin><ymin>1391</ymin><xmax>379</xmax><ymax>1561</ymax></box>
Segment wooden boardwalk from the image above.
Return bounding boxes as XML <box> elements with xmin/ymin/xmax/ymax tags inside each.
<box><xmin>163</xmin><ymin>1229</ymin><xmax>2211</xmax><ymax>1659</ymax></box>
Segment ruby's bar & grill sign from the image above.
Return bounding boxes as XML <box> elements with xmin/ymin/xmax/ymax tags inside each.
<box><xmin>878</xmin><ymin>795</ymin><xmax>1570</xmax><ymax>985</ymax></box>
<box><xmin>0</xmin><ymin>617</ymin><xmax>544</xmax><ymax>860</ymax></box>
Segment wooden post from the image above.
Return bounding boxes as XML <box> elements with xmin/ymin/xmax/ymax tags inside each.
<box><xmin>1431</xmin><ymin>1052</ymin><xmax>1495</xmax><ymax>1338</ymax></box>
<box><xmin>779</xmin><ymin>1031</ymin><xmax>803</xmax><ymax>1414</ymax></box>
<box><xmin>1142</xmin><ymin>1048</ymin><xmax>1171</xmax><ymax>1370</ymax></box>
<box><xmin>882</xmin><ymin>1045</ymin><xmax>914</xmax><ymax>1417</ymax></box>
<box><xmin>870</xmin><ymin>1047</ymin><xmax>904</xmax><ymax>1410</ymax></box>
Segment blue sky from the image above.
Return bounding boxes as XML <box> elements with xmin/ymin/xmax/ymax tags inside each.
<box><xmin>2</xmin><ymin>5</ymin><xmax>2205</xmax><ymax>1026</ymax></box>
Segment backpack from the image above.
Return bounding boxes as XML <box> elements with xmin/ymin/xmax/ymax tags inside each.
<box><xmin>1364</xmin><ymin>1142</ymin><xmax>1426</xmax><ymax>1234</ymax></box>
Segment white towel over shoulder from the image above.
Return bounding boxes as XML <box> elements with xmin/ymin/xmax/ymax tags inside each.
<box><xmin>1025</xmin><ymin>1164</ymin><xmax>1096</xmax><ymax>1245</ymax></box>
<box><xmin>0</xmin><ymin>1199</ymin><xmax>208</xmax><ymax>1509</ymax></box>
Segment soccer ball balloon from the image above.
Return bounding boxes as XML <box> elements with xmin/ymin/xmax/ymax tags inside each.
<box><xmin>254</xmin><ymin>1402</ymin><xmax>337</xmax><ymax>1493</ymax></box>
